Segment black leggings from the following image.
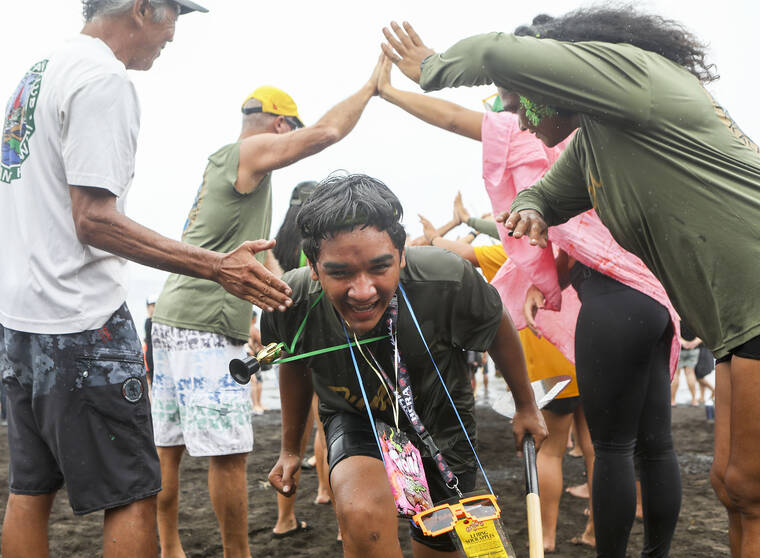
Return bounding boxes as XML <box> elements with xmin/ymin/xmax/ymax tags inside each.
<box><xmin>574</xmin><ymin>270</ymin><xmax>681</xmax><ymax>558</ymax></box>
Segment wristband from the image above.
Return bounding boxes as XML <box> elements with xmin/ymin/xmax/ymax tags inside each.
<box><xmin>468</xmin><ymin>229</ymin><xmax>479</xmax><ymax>238</ymax></box>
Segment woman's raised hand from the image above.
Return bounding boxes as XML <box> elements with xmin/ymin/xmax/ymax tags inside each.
<box><xmin>381</xmin><ymin>21</ymin><xmax>435</xmax><ymax>85</ymax></box>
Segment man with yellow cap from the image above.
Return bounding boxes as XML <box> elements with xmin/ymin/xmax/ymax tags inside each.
<box><xmin>149</xmin><ymin>61</ymin><xmax>382</xmax><ymax>557</ymax></box>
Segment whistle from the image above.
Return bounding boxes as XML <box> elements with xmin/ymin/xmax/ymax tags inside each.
<box><xmin>229</xmin><ymin>342</ymin><xmax>282</xmax><ymax>385</ymax></box>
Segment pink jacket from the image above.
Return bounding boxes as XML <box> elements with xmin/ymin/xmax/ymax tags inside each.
<box><xmin>481</xmin><ymin>111</ymin><xmax>680</xmax><ymax>376</ymax></box>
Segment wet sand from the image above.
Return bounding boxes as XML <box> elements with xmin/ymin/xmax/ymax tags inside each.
<box><xmin>0</xmin><ymin>386</ymin><xmax>726</xmax><ymax>556</ymax></box>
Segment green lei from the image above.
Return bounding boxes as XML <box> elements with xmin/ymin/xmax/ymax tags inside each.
<box><xmin>519</xmin><ymin>96</ymin><xmax>558</xmax><ymax>126</ymax></box>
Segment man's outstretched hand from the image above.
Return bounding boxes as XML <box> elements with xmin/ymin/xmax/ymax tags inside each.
<box><xmin>214</xmin><ymin>239</ymin><xmax>292</xmax><ymax>312</ymax></box>
<box><xmin>381</xmin><ymin>21</ymin><xmax>435</xmax><ymax>84</ymax></box>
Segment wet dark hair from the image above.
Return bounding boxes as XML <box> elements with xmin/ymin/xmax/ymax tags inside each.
<box><xmin>273</xmin><ymin>181</ymin><xmax>317</xmax><ymax>272</ymax></box>
<box><xmin>298</xmin><ymin>173</ymin><xmax>406</xmax><ymax>265</ymax></box>
<box><xmin>515</xmin><ymin>5</ymin><xmax>717</xmax><ymax>83</ymax></box>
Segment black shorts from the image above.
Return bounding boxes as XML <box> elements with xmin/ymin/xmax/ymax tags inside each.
<box><xmin>323</xmin><ymin>412</ymin><xmax>476</xmax><ymax>552</ymax></box>
<box><xmin>542</xmin><ymin>395</ymin><xmax>580</xmax><ymax>415</ymax></box>
<box><xmin>715</xmin><ymin>334</ymin><xmax>760</xmax><ymax>365</ymax></box>
<box><xmin>695</xmin><ymin>347</ymin><xmax>715</xmax><ymax>379</ymax></box>
<box><xmin>0</xmin><ymin>304</ymin><xmax>161</xmax><ymax>515</ymax></box>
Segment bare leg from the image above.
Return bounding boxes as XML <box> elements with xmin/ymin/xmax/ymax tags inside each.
<box><xmin>273</xmin><ymin>471</ymin><xmax>305</xmax><ymax>534</ymax></box>
<box><xmin>685</xmin><ymin>367</ymin><xmax>698</xmax><ymax>405</ymax></box>
<box><xmin>1</xmin><ymin>492</ymin><xmax>56</xmax><ymax>558</ymax></box>
<box><xmin>698</xmin><ymin>377</ymin><xmax>715</xmax><ymax>402</ymax></box>
<box><xmin>536</xmin><ymin>409</ymin><xmax>574</xmax><ymax>552</ymax></box>
<box><xmin>313</xmin><ymin>398</ymin><xmax>332</xmax><ymax>505</ymax></box>
<box><xmin>250</xmin><ymin>376</ymin><xmax>265</xmax><ymax>413</ymax></box>
<box><xmin>208</xmin><ymin>453</ymin><xmax>251</xmax><ymax>558</ymax></box>
<box><xmin>723</xmin><ymin>357</ymin><xmax>760</xmax><ymax>557</ymax></box>
<box><xmin>156</xmin><ymin>445</ymin><xmax>186</xmax><ymax>558</ymax></box>
<box><xmin>331</xmin><ymin>456</ymin><xmax>403</xmax><ymax>558</ymax></box>
<box><xmin>103</xmin><ymin>497</ymin><xmax>159</xmax><ymax>558</ymax></box>
<box><xmin>573</xmin><ymin>405</ymin><xmax>595</xmax><ymax>546</ymax></box>
<box><xmin>670</xmin><ymin>369</ymin><xmax>681</xmax><ymax>406</ymax></box>
<box><xmin>711</xmin><ymin>361</ymin><xmax>740</xmax><ymax>556</ymax></box>
<box><xmin>274</xmin><ymin>409</ymin><xmax>313</xmax><ymax>534</ymax></box>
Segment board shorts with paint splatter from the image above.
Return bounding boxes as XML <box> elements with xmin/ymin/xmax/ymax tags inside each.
<box><xmin>0</xmin><ymin>304</ymin><xmax>161</xmax><ymax>515</ymax></box>
<box><xmin>151</xmin><ymin>323</ymin><xmax>253</xmax><ymax>456</ymax></box>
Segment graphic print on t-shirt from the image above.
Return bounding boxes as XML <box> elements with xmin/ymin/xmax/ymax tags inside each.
<box><xmin>1</xmin><ymin>60</ymin><xmax>48</xmax><ymax>184</ymax></box>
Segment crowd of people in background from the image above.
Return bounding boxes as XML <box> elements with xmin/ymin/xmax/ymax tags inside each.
<box><xmin>1</xmin><ymin>2</ymin><xmax>758</xmax><ymax>558</ymax></box>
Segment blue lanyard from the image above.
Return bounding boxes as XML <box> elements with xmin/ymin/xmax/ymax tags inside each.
<box><xmin>342</xmin><ymin>284</ymin><xmax>494</xmax><ymax>496</ymax></box>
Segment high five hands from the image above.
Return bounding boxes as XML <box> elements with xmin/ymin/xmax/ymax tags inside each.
<box><xmin>381</xmin><ymin>21</ymin><xmax>435</xmax><ymax>84</ymax></box>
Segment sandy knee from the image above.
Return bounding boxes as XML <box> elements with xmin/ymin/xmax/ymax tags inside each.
<box><xmin>336</xmin><ymin>500</ymin><xmax>393</xmax><ymax>550</ymax></box>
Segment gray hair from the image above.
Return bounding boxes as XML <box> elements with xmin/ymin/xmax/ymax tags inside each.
<box><xmin>83</xmin><ymin>0</ymin><xmax>179</xmax><ymax>23</ymax></box>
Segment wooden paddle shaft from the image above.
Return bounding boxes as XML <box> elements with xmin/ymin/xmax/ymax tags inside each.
<box><xmin>526</xmin><ymin>493</ymin><xmax>544</xmax><ymax>558</ymax></box>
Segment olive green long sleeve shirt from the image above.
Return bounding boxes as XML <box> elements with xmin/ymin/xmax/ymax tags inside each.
<box><xmin>421</xmin><ymin>34</ymin><xmax>760</xmax><ymax>357</ymax></box>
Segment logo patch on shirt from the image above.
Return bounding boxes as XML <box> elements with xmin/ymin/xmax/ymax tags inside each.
<box><xmin>1</xmin><ymin>60</ymin><xmax>48</xmax><ymax>184</ymax></box>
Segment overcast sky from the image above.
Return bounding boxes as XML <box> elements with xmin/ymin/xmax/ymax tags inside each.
<box><xmin>3</xmin><ymin>0</ymin><xmax>758</xmax><ymax>331</ymax></box>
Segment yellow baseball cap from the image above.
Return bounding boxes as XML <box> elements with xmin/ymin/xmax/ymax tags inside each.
<box><xmin>241</xmin><ymin>86</ymin><xmax>304</xmax><ymax>128</ymax></box>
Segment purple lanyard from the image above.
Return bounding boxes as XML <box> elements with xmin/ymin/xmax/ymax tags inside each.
<box><xmin>364</xmin><ymin>296</ymin><xmax>460</xmax><ymax>493</ymax></box>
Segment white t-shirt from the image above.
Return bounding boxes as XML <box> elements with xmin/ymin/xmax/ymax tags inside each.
<box><xmin>0</xmin><ymin>35</ymin><xmax>139</xmax><ymax>334</ymax></box>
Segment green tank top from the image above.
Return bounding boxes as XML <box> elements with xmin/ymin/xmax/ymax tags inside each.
<box><xmin>153</xmin><ymin>143</ymin><xmax>272</xmax><ymax>341</ymax></box>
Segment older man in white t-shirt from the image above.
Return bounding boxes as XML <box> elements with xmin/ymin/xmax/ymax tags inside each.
<box><xmin>0</xmin><ymin>2</ymin><xmax>293</xmax><ymax>557</ymax></box>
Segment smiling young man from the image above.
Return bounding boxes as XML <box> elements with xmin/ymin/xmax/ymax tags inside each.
<box><xmin>263</xmin><ymin>174</ymin><xmax>546</xmax><ymax>558</ymax></box>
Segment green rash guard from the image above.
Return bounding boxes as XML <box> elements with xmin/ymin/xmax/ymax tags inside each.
<box><xmin>261</xmin><ymin>247</ymin><xmax>503</xmax><ymax>472</ymax></box>
<box><xmin>420</xmin><ymin>34</ymin><xmax>760</xmax><ymax>358</ymax></box>
<box><xmin>153</xmin><ymin>143</ymin><xmax>272</xmax><ymax>341</ymax></box>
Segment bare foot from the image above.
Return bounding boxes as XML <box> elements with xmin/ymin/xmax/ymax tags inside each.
<box><xmin>565</xmin><ymin>483</ymin><xmax>589</xmax><ymax>499</ymax></box>
<box><xmin>314</xmin><ymin>494</ymin><xmax>331</xmax><ymax>505</ymax></box>
<box><xmin>570</xmin><ymin>531</ymin><xmax>596</xmax><ymax>548</ymax></box>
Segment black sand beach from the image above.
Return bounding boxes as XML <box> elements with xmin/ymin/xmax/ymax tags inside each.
<box><xmin>0</xmin><ymin>403</ymin><xmax>726</xmax><ymax>556</ymax></box>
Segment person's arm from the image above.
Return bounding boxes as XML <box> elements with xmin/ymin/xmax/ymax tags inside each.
<box><xmin>377</xmin><ymin>55</ymin><xmax>483</xmax><ymax>141</ymax></box>
<box><xmin>238</xmin><ymin>57</ymin><xmax>382</xmax><ymax>192</ymax></box>
<box><xmin>488</xmin><ymin>312</ymin><xmax>548</xmax><ymax>453</ymax></box>
<box><xmin>268</xmin><ymin>361</ymin><xmax>314</xmax><ymax>496</ymax></box>
<box><xmin>466</xmin><ymin>216</ymin><xmax>499</xmax><ymax>239</ymax></box>
<box><xmin>69</xmin><ymin>185</ymin><xmax>292</xmax><ymax>312</ymax></box>
<box><xmin>422</xmin><ymin>217</ymin><xmax>480</xmax><ymax>268</ymax></box>
<box><xmin>407</xmin><ymin>214</ymin><xmax>459</xmax><ymax>246</ymax></box>
<box><xmin>522</xmin><ymin>250</ymin><xmax>575</xmax><ymax>335</ymax></box>
<box><xmin>384</xmin><ymin>23</ymin><xmax>651</xmax><ymax>124</ymax></box>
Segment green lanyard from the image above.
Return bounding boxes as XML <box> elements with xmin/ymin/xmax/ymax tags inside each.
<box><xmin>272</xmin><ymin>291</ymin><xmax>388</xmax><ymax>364</ymax></box>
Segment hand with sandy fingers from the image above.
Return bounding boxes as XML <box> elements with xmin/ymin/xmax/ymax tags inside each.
<box><xmin>512</xmin><ymin>404</ymin><xmax>548</xmax><ymax>457</ymax></box>
<box><xmin>523</xmin><ymin>284</ymin><xmax>546</xmax><ymax>338</ymax></box>
<box><xmin>418</xmin><ymin>214</ymin><xmax>438</xmax><ymax>244</ymax></box>
<box><xmin>268</xmin><ymin>452</ymin><xmax>302</xmax><ymax>497</ymax></box>
<box><xmin>215</xmin><ymin>239</ymin><xmax>292</xmax><ymax>312</ymax></box>
<box><xmin>381</xmin><ymin>21</ymin><xmax>435</xmax><ymax>84</ymax></box>
<box><xmin>497</xmin><ymin>209</ymin><xmax>549</xmax><ymax>248</ymax></box>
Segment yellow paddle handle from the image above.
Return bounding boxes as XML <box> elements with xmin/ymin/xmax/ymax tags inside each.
<box><xmin>526</xmin><ymin>492</ymin><xmax>544</xmax><ymax>558</ymax></box>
